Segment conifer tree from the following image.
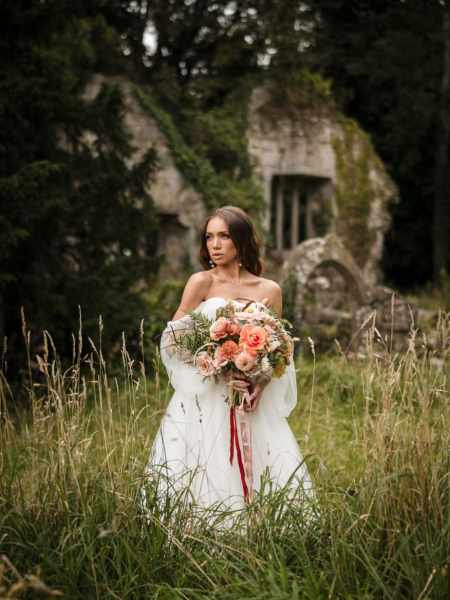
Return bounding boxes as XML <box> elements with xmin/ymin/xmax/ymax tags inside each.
<box><xmin>0</xmin><ymin>1</ymin><xmax>159</xmax><ymax>378</ymax></box>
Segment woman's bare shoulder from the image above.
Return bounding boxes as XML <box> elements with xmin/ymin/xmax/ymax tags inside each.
<box><xmin>255</xmin><ymin>276</ymin><xmax>282</xmax><ymax>315</ymax></box>
<box><xmin>170</xmin><ymin>271</ymin><xmax>213</xmax><ymax>321</ymax></box>
<box><xmin>257</xmin><ymin>276</ymin><xmax>282</xmax><ymax>295</ymax></box>
<box><xmin>187</xmin><ymin>270</ymin><xmax>213</xmax><ymax>288</ymax></box>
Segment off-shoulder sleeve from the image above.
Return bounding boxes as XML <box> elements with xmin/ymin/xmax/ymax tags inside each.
<box><xmin>159</xmin><ymin>316</ymin><xmax>217</xmax><ymax>398</ymax></box>
<box><xmin>263</xmin><ymin>358</ymin><xmax>298</xmax><ymax>418</ymax></box>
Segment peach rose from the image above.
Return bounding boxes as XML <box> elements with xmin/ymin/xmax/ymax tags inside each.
<box><xmin>233</xmin><ymin>350</ymin><xmax>257</xmax><ymax>372</ymax></box>
<box><xmin>215</xmin><ymin>340</ymin><xmax>239</xmax><ymax>366</ymax></box>
<box><xmin>227</xmin><ymin>321</ymin><xmax>241</xmax><ymax>336</ymax></box>
<box><xmin>239</xmin><ymin>324</ymin><xmax>268</xmax><ymax>355</ymax></box>
<box><xmin>195</xmin><ymin>351</ymin><xmax>216</xmax><ymax>376</ymax></box>
<box><xmin>210</xmin><ymin>317</ymin><xmax>230</xmax><ymax>340</ymax></box>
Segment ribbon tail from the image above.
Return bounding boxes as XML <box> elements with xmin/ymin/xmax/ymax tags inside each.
<box><xmin>238</xmin><ymin>410</ymin><xmax>254</xmax><ymax>503</ymax></box>
<box><xmin>229</xmin><ymin>405</ymin><xmax>235</xmax><ymax>465</ymax></box>
<box><xmin>234</xmin><ymin>415</ymin><xmax>249</xmax><ymax>502</ymax></box>
<box><xmin>229</xmin><ymin>403</ymin><xmax>249</xmax><ymax>502</ymax></box>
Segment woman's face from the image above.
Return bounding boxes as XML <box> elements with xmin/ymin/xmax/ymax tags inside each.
<box><xmin>205</xmin><ymin>216</ymin><xmax>239</xmax><ymax>266</ymax></box>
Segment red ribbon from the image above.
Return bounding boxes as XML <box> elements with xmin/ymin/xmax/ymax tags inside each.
<box><xmin>229</xmin><ymin>405</ymin><xmax>249</xmax><ymax>502</ymax></box>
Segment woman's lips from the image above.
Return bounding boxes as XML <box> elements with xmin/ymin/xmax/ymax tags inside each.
<box><xmin>212</xmin><ymin>254</ymin><xmax>223</xmax><ymax>258</ymax></box>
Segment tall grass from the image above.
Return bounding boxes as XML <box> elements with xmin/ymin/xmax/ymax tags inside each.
<box><xmin>0</xmin><ymin>311</ymin><xmax>449</xmax><ymax>598</ymax></box>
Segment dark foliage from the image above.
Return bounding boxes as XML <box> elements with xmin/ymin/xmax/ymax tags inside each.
<box><xmin>0</xmin><ymin>1</ymin><xmax>160</xmax><ymax>382</ymax></box>
<box><xmin>1</xmin><ymin>0</ymin><xmax>449</xmax><ymax>384</ymax></box>
<box><xmin>307</xmin><ymin>0</ymin><xmax>450</xmax><ymax>287</ymax></box>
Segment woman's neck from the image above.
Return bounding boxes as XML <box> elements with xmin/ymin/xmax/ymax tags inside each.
<box><xmin>213</xmin><ymin>263</ymin><xmax>246</xmax><ymax>284</ymax></box>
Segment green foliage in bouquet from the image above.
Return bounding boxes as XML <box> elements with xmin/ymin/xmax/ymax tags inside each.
<box><xmin>167</xmin><ymin>312</ymin><xmax>213</xmax><ymax>360</ymax></box>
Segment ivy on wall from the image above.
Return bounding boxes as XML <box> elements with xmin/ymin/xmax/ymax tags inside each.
<box><xmin>332</xmin><ymin>117</ymin><xmax>395</xmax><ymax>268</ymax></box>
<box><xmin>254</xmin><ymin>69</ymin><xmax>335</xmax><ymax>127</ymax></box>
<box><xmin>134</xmin><ymin>85</ymin><xmax>266</xmax><ymax>231</ymax></box>
<box><xmin>134</xmin><ymin>72</ymin><xmax>395</xmax><ymax>277</ymax></box>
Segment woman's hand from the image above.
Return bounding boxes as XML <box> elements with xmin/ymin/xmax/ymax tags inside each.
<box><xmin>227</xmin><ymin>377</ymin><xmax>250</xmax><ymax>394</ymax></box>
<box><xmin>242</xmin><ymin>380</ymin><xmax>269</xmax><ymax>413</ymax></box>
<box><xmin>226</xmin><ymin>372</ymin><xmax>269</xmax><ymax>413</ymax></box>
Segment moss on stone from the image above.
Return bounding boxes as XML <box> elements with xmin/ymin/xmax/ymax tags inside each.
<box><xmin>257</xmin><ymin>69</ymin><xmax>335</xmax><ymax>123</ymax></box>
<box><xmin>281</xmin><ymin>271</ymin><xmax>298</xmax><ymax>332</ymax></box>
<box><xmin>332</xmin><ymin>117</ymin><xmax>382</xmax><ymax>268</ymax></box>
<box><xmin>133</xmin><ymin>85</ymin><xmax>266</xmax><ymax>233</ymax></box>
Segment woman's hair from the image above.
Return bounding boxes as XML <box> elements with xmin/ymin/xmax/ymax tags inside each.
<box><xmin>199</xmin><ymin>205</ymin><xmax>263</xmax><ymax>275</ymax></box>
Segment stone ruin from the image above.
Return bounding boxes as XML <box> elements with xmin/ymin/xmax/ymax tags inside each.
<box><xmin>82</xmin><ymin>75</ymin><xmax>398</xmax><ymax>285</ymax></box>
<box><xmin>80</xmin><ymin>75</ymin><xmax>440</xmax><ymax>355</ymax></box>
<box><xmin>247</xmin><ymin>85</ymin><xmax>397</xmax><ymax>288</ymax></box>
<box><xmin>82</xmin><ymin>74</ymin><xmax>207</xmax><ymax>281</ymax></box>
<box><xmin>280</xmin><ymin>234</ymin><xmax>419</xmax><ymax>355</ymax></box>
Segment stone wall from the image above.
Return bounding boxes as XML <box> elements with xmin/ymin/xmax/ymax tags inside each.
<box><xmin>280</xmin><ymin>234</ymin><xmax>420</xmax><ymax>355</ymax></box>
<box><xmin>81</xmin><ymin>76</ymin><xmax>398</xmax><ymax>286</ymax></box>
<box><xmin>82</xmin><ymin>74</ymin><xmax>206</xmax><ymax>279</ymax></box>
<box><xmin>247</xmin><ymin>86</ymin><xmax>398</xmax><ymax>286</ymax></box>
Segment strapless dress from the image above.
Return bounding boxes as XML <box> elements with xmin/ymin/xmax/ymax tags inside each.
<box><xmin>141</xmin><ymin>297</ymin><xmax>314</xmax><ymax>514</ymax></box>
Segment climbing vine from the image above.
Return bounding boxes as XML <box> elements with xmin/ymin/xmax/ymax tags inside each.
<box><xmin>332</xmin><ymin>116</ymin><xmax>395</xmax><ymax>268</ymax></box>
<box><xmin>255</xmin><ymin>69</ymin><xmax>335</xmax><ymax>127</ymax></box>
<box><xmin>134</xmin><ymin>85</ymin><xmax>265</xmax><ymax>231</ymax></box>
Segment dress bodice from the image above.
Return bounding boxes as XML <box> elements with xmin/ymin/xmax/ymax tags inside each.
<box><xmin>159</xmin><ymin>296</ymin><xmax>298</xmax><ymax>421</ymax></box>
<box><xmin>193</xmin><ymin>297</ymin><xmax>266</xmax><ymax>320</ymax></box>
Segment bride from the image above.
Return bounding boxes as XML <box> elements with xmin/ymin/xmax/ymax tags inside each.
<box><xmin>141</xmin><ymin>205</ymin><xmax>313</xmax><ymax>515</ymax></box>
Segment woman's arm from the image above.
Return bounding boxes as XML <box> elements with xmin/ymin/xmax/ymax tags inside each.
<box><xmin>271</xmin><ymin>283</ymin><xmax>283</xmax><ymax>317</ymax></box>
<box><xmin>262</xmin><ymin>281</ymin><xmax>283</xmax><ymax>317</ymax></box>
<box><xmin>171</xmin><ymin>272</ymin><xmax>212</xmax><ymax>321</ymax></box>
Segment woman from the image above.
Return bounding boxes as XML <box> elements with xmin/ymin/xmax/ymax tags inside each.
<box><xmin>142</xmin><ymin>205</ymin><xmax>313</xmax><ymax>514</ymax></box>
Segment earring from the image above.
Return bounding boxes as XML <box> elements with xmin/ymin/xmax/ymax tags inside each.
<box><xmin>209</xmin><ymin>259</ymin><xmax>215</xmax><ymax>268</ymax></box>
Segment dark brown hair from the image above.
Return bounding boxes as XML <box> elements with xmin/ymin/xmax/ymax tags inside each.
<box><xmin>199</xmin><ymin>206</ymin><xmax>263</xmax><ymax>275</ymax></box>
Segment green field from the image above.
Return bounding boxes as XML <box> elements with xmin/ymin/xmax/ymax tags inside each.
<box><xmin>1</xmin><ymin>318</ymin><xmax>449</xmax><ymax>599</ymax></box>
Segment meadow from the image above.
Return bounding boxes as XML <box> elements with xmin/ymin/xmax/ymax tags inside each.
<box><xmin>0</xmin><ymin>313</ymin><xmax>449</xmax><ymax>599</ymax></box>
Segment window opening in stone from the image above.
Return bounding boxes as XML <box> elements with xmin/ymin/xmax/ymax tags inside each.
<box><xmin>270</xmin><ymin>174</ymin><xmax>332</xmax><ymax>251</ymax></box>
<box><xmin>283</xmin><ymin>185</ymin><xmax>293</xmax><ymax>250</ymax></box>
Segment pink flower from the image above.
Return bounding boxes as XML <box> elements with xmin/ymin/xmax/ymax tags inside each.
<box><xmin>227</xmin><ymin>322</ymin><xmax>241</xmax><ymax>336</ymax></box>
<box><xmin>210</xmin><ymin>317</ymin><xmax>230</xmax><ymax>340</ymax></box>
<box><xmin>239</xmin><ymin>324</ymin><xmax>268</xmax><ymax>355</ymax></box>
<box><xmin>195</xmin><ymin>351</ymin><xmax>216</xmax><ymax>376</ymax></box>
<box><xmin>233</xmin><ymin>350</ymin><xmax>257</xmax><ymax>372</ymax></box>
<box><xmin>215</xmin><ymin>340</ymin><xmax>239</xmax><ymax>366</ymax></box>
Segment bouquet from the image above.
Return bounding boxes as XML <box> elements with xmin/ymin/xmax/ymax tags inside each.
<box><xmin>161</xmin><ymin>299</ymin><xmax>298</xmax><ymax>502</ymax></box>
<box><xmin>163</xmin><ymin>299</ymin><xmax>296</xmax><ymax>407</ymax></box>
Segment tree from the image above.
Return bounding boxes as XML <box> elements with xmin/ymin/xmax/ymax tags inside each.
<box><xmin>0</xmin><ymin>1</ymin><xmax>159</xmax><ymax>380</ymax></box>
<box><xmin>433</xmin><ymin>3</ymin><xmax>450</xmax><ymax>283</ymax></box>
<box><xmin>308</xmin><ymin>0</ymin><xmax>450</xmax><ymax>288</ymax></box>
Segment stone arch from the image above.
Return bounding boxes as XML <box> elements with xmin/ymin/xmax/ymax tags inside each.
<box><xmin>280</xmin><ymin>234</ymin><xmax>370</xmax><ymax>330</ymax></box>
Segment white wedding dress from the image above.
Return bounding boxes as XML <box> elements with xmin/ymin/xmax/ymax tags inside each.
<box><xmin>141</xmin><ymin>297</ymin><xmax>313</xmax><ymax>515</ymax></box>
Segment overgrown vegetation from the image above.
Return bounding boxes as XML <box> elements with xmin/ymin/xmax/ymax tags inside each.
<box><xmin>332</xmin><ymin>117</ymin><xmax>397</xmax><ymax>268</ymax></box>
<box><xmin>1</xmin><ymin>314</ymin><xmax>448</xmax><ymax>598</ymax></box>
<box><xmin>0</xmin><ymin>3</ymin><xmax>160</xmax><ymax>379</ymax></box>
<box><xmin>135</xmin><ymin>86</ymin><xmax>265</xmax><ymax>223</ymax></box>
